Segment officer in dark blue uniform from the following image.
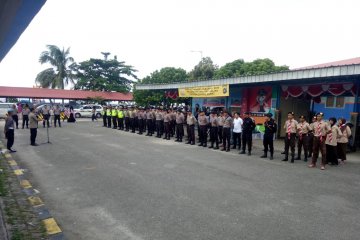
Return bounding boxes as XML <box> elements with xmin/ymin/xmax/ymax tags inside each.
<box><xmin>260</xmin><ymin>113</ymin><xmax>277</xmax><ymax>160</ymax></box>
<box><xmin>240</xmin><ymin>112</ymin><xmax>256</xmax><ymax>155</ymax></box>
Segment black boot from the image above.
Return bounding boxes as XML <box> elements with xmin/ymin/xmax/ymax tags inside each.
<box><xmin>214</xmin><ymin>143</ymin><xmax>219</xmax><ymax>150</ymax></box>
<box><xmin>291</xmin><ymin>156</ymin><xmax>295</xmax><ymax>163</ymax></box>
<box><xmin>208</xmin><ymin>144</ymin><xmax>213</xmax><ymax>149</ymax></box>
<box><xmin>282</xmin><ymin>156</ymin><xmax>288</xmax><ymax>161</ymax></box>
<box><xmin>247</xmin><ymin>151</ymin><xmax>251</xmax><ymax>156</ymax></box>
<box><xmin>260</xmin><ymin>152</ymin><xmax>267</xmax><ymax>158</ymax></box>
<box><xmin>240</xmin><ymin>150</ymin><xmax>246</xmax><ymax>154</ymax></box>
<box><xmin>270</xmin><ymin>153</ymin><xmax>274</xmax><ymax>160</ymax></box>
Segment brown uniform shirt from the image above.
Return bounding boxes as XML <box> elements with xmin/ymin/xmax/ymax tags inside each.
<box><xmin>297</xmin><ymin>122</ymin><xmax>311</xmax><ymax>135</ymax></box>
<box><xmin>311</xmin><ymin>120</ymin><xmax>331</xmax><ymax>137</ymax></box>
<box><xmin>217</xmin><ymin>116</ymin><xmax>225</xmax><ymax>126</ymax></box>
<box><xmin>325</xmin><ymin>125</ymin><xmax>342</xmax><ymax>146</ymax></box>
<box><xmin>223</xmin><ymin>116</ymin><xmax>233</xmax><ymax>128</ymax></box>
<box><xmin>210</xmin><ymin>115</ymin><xmax>218</xmax><ymax>127</ymax></box>
<box><xmin>164</xmin><ymin>113</ymin><xmax>171</xmax><ymax>123</ymax></box>
<box><xmin>187</xmin><ymin>115</ymin><xmax>196</xmax><ymax>125</ymax></box>
<box><xmin>176</xmin><ymin>113</ymin><xmax>184</xmax><ymax>124</ymax></box>
<box><xmin>283</xmin><ymin>120</ymin><xmax>298</xmax><ymax>134</ymax></box>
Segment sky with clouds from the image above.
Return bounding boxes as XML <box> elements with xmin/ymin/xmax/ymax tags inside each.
<box><xmin>0</xmin><ymin>0</ymin><xmax>359</xmax><ymax>88</ymax></box>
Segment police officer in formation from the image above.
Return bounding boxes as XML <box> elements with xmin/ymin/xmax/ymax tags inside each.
<box><xmin>261</xmin><ymin>113</ymin><xmax>277</xmax><ymax>160</ymax></box>
<box><xmin>282</xmin><ymin>112</ymin><xmax>298</xmax><ymax>163</ymax></box>
<box><xmin>240</xmin><ymin>112</ymin><xmax>255</xmax><ymax>155</ymax></box>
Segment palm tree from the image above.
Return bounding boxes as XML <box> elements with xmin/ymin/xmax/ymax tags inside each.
<box><xmin>35</xmin><ymin>45</ymin><xmax>75</xmax><ymax>89</ymax></box>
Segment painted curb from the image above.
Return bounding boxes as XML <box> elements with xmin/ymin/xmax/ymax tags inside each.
<box><xmin>0</xmin><ymin>142</ymin><xmax>66</xmax><ymax>240</ymax></box>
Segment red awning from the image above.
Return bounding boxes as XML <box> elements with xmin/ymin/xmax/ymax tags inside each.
<box><xmin>282</xmin><ymin>83</ymin><xmax>356</xmax><ymax>99</ymax></box>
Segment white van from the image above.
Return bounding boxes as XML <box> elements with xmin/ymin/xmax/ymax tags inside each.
<box><xmin>0</xmin><ymin>103</ymin><xmax>13</xmax><ymax>119</ymax></box>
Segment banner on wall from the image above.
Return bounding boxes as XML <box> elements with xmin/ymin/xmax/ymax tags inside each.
<box><xmin>246</xmin><ymin>86</ymin><xmax>272</xmax><ymax>113</ymax></box>
<box><xmin>179</xmin><ymin>84</ymin><xmax>229</xmax><ymax>98</ymax></box>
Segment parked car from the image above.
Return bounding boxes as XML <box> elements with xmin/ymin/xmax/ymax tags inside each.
<box><xmin>0</xmin><ymin>102</ymin><xmax>13</xmax><ymax>118</ymax></box>
<box><xmin>74</xmin><ymin>104</ymin><xmax>102</xmax><ymax>118</ymax></box>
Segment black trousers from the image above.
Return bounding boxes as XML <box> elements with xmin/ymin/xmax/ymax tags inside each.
<box><xmin>263</xmin><ymin>134</ymin><xmax>274</xmax><ymax>155</ymax></box>
<box><xmin>176</xmin><ymin>124</ymin><xmax>184</xmax><ymax>140</ymax></box>
<box><xmin>152</xmin><ymin>119</ymin><xmax>156</xmax><ymax>134</ymax></box>
<box><xmin>156</xmin><ymin>120</ymin><xmax>162</xmax><ymax>136</ymax></box>
<box><xmin>232</xmin><ymin>132</ymin><xmax>242</xmax><ymax>149</ymax></box>
<box><xmin>218</xmin><ymin>126</ymin><xmax>223</xmax><ymax>143</ymax></box>
<box><xmin>12</xmin><ymin>115</ymin><xmax>19</xmax><ymax>128</ymax></box>
<box><xmin>22</xmin><ymin>115</ymin><xmax>29</xmax><ymax>128</ymax></box>
<box><xmin>199</xmin><ymin>125</ymin><xmax>207</xmax><ymax>145</ymax></box>
<box><xmin>326</xmin><ymin>144</ymin><xmax>338</xmax><ymax>165</ymax></box>
<box><xmin>6</xmin><ymin>129</ymin><xmax>14</xmax><ymax>149</ymax></box>
<box><xmin>30</xmin><ymin>128</ymin><xmax>37</xmax><ymax>145</ymax></box>
<box><xmin>164</xmin><ymin>122</ymin><xmax>170</xmax><ymax>139</ymax></box>
<box><xmin>103</xmin><ymin>115</ymin><xmax>107</xmax><ymax>126</ymax></box>
<box><xmin>308</xmin><ymin>133</ymin><xmax>314</xmax><ymax>157</ymax></box>
<box><xmin>284</xmin><ymin>133</ymin><xmax>296</xmax><ymax>159</ymax></box>
<box><xmin>138</xmin><ymin>119</ymin><xmax>144</xmax><ymax>134</ymax></box>
<box><xmin>297</xmin><ymin>134</ymin><xmax>309</xmax><ymax>159</ymax></box>
<box><xmin>112</xmin><ymin>116</ymin><xmax>118</xmax><ymax>128</ymax></box>
<box><xmin>147</xmin><ymin>119</ymin><xmax>153</xmax><ymax>135</ymax></box>
<box><xmin>125</xmin><ymin>117</ymin><xmax>130</xmax><ymax>131</ymax></box>
<box><xmin>43</xmin><ymin>114</ymin><xmax>50</xmax><ymax>127</ymax></box>
<box><xmin>54</xmin><ymin>115</ymin><xmax>61</xmax><ymax>127</ymax></box>
<box><xmin>187</xmin><ymin>125</ymin><xmax>195</xmax><ymax>143</ymax></box>
<box><xmin>130</xmin><ymin>118</ymin><xmax>135</xmax><ymax>132</ymax></box>
<box><xmin>222</xmin><ymin>128</ymin><xmax>231</xmax><ymax>150</ymax></box>
<box><xmin>210</xmin><ymin>127</ymin><xmax>219</xmax><ymax>146</ymax></box>
<box><xmin>171</xmin><ymin>120</ymin><xmax>176</xmax><ymax>136</ymax></box>
<box><xmin>118</xmin><ymin>118</ymin><xmax>124</xmax><ymax>130</ymax></box>
<box><xmin>91</xmin><ymin>113</ymin><xmax>97</xmax><ymax>121</ymax></box>
<box><xmin>242</xmin><ymin>131</ymin><xmax>253</xmax><ymax>152</ymax></box>
<box><xmin>107</xmin><ymin>116</ymin><xmax>112</xmax><ymax>128</ymax></box>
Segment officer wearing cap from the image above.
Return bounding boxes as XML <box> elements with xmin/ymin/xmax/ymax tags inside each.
<box><xmin>186</xmin><ymin>110</ymin><xmax>196</xmax><ymax>145</ymax></box>
<box><xmin>282</xmin><ymin>112</ymin><xmax>298</xmax><ymax>163</ymax></box>
<box><xmin>106</xmin><ymin>105</ymin><xmax>112</xmax><ymax>128</ymax></box>
<box><xmin>308</xmin><ymin>112</ymin><xmax>331</xmax><ymax>170</ymax></box>
<box><xmin>296</xmin><ymin>115</ymin><xmax>311</xmax><ymax>161</ymax></box>
<box><xmin>261</xmin><ymin>113</ymin><xmax>277</xmax><ymax>160</ymax></box>
<box><xmin>29</xmin><ymin>107</ymin><xmax>39</xmax><ymax>146</ymax></box>
<box><xmin>102</xmin><ymin>105</ymin><xmax>107</xmax><ymax>127</ymax></box>
<box><xmin>175</xmin><ymin>109</ymin><xmax>185</xmax><ymax>142</ymax></box>
<box><xmin>163</xmin><ymin>109</ymin><xmax>172</xmax><ymax>140</ymax></box>
<box><xmin>221</xmin><ymin>110</ymin><xmax>232</xmax><ymax>152</ymax></box>
<box><xmin>240</xmin><ymin>112</ymin><xmax>256</xmax><ymax>155</ymax></box>
<box><xmin>4</xmin><ymin>108</ymin><xmax>16</xmax><ymax>152</ymax></box>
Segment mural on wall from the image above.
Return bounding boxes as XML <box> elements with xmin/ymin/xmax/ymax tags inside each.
<box><xmin>203</xmin><ymin>97</ymin><xmax>226</xmax><ymax>107</ymax></box>
<box><xmin>243</xmin><ymin>86</ymin><xmax>272</xmax><ymax>113</ymax></box>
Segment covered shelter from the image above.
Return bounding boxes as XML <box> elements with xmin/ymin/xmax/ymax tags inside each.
<box><xmin>0</xmin><ymin>86</ymin><xmax>133</xmax><ymax>102</ymax></box>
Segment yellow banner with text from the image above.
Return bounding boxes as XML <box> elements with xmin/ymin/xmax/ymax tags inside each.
<box><xmin>178</xmin><ymin>84</ymin><xmax>229</xmax><ymax>98</ymax></box>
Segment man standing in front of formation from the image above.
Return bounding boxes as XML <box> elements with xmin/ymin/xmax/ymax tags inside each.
<box><xmin>42</xmin><ymin>105</ymin><xmax>50</xmax><ymax>128</ymax></box>
<box><xmin>54</xmin><ymin>105</ymin><xmax>61</xmax><ymax>127</ymax></box>
<box><xmin>240</xmin><ymin>112</ymin><xmax>255</xmax><ymax>156</ymax></box>
<box><xmin>261</xmin><ymin>113</ymin><xmax>277</xmax><ymax>160</ymax></box>
<box><xmin>282</xmin><ymin>112</ymin><xmax>297</xmax><ymax>163</ymax></box>
<box><xmin>29</xmin><ymin>107</ymin><xmax>39</xmax><ymax>146</ymax></box>
<box><xmin>22</xmin><ymin>104</ymin><xmax>30</xmax><ymax>129</ymax></box>
<box><xmin>308</xmin><ymin>112</ymin><xmax>331</xmax><ymax>170</ymax></box>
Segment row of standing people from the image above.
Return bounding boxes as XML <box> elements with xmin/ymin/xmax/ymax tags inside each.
<box><xmin>282</xmin><ymin>112</ymin><xmax>352</xmax><ymax>170</ymax></box>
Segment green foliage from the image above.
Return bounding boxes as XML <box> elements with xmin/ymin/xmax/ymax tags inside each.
<box><xmin>133</xmin><ymin>67</ymin><xmax>188</xmax><ymax>106</ymax></box>
<box><xmin>36</xmin><ymin>45</ymin><xmax>76</xmax><ymax>89</ymax></box>
<box><xmin>189</xmin><ymin>57</ymin><xmax>218</xmax><ymax>81</ymax></box>
<box><xmin>74</xmin><ymin>56</ymin><xmax>137</xmax><ymax>93</ymax></box>
<box><xmin>215</xmin><ymin>58</ymin><xmax>289</xmax><ymax>78</ymax></box>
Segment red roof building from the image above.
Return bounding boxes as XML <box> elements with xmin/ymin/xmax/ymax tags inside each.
<box><xmin>0</xmin><ymin>86</ymin><xmax>133</xmax><ymax>101</ymax></box>
<box><xmin>294</xmin><ymin>57</ymin><xmax>360</xmax><ymax>70</ymax></box>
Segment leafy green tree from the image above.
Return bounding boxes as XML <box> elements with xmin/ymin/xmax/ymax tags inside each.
<box><xmin>215</xmin><ymin>58</ymin><xmax>289</xmax><ymax>78</ymax></box>
<box><xmin>35</xmin><ymin>45</ymin><xmax>75</xmax><ymax>89</ymax></box>
<box><xmin>74</xmin><ymin>56</ymin><xmax>137</xmax><ymax>93</ymax></box>
<box><xmin>189</xmin><ymin>57</ymin><xmax>218</xmax><ymax>81</ymax></box>
<box><xmin>133</xmin><ymin>67</ymin><xmax>188</xmax><ymax>106</ymax></box>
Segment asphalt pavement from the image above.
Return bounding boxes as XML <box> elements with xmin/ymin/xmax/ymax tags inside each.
<box><xmin>2</xmin><ymin>120</ymin><xmax>360</xmax><ymax>240</ymax></box>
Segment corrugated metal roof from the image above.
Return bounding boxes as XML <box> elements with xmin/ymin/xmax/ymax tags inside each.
<box><xmin>136</xmin><ymin>64</ymin><xmax>360</xmax><ymax>90</ymax></box>
<box><xmin>294</xmin><ymin>57</ymin><xmax>360</xmax><ymax>70</ymax></box>
<box><xmin>0</xmin><ymin>86</ymin><xmax>133</xmax><ymax>101</ymax></box>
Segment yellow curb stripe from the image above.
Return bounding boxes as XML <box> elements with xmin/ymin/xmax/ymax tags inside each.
<box><xmin>4</xmin><ymin>153</ymin><xmax>11</xmax><ymax>158</ymax></box>
<box><xmin>28</xmin><ymin>196</ymin><xmax>44</xmax><ymax>207</ymax></box>
<box><xmin>20</xmin><ymin>180</ymin><xmax>32</xmax><ymax>189</ymax></box>
<box><xmin>14</xmin><ymin>169</ymin><xmax>23</xmax><ymax>175</ymax></box>
<box><xmin>43</xmin><ymin>218</ymin><xmax>62</xmax><ymax>235</ymax></box>
<box><xmin>8</xmin><ymin>160</ymin><xmax>17</xmax><ymax>166</ymax></box>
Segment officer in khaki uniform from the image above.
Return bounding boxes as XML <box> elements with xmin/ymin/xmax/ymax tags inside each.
<box><xmin>308</xmin><ymin>112</ymin><xmax>331</xmax><ymax>170</ymax></box>
<box><xmin>198</xmin><ymin>110</ymin><xmax>208</xmax><ymax>147</ymax></box>
<box><xmin>175</xmin><ymin>109</ymin><xmax>185</xmax><ymax>142</ymax></box>
<box><xmin>186</xmin><ymin>110</ymin><xmax>196</xmax><ymax>145</ymax></box>
<box><xmin>282</xmin><ymin>112</ymin><xmax>298</xmax><ymax>163</ymax></box>
<box><xmin>209</xmin><ymin>110</ymin><xmax>219</xmax><ymax>149</ymax></box>
<box><xmin>29</xmin><ymin>107</ymin><xmax>39</xmax><ymax>146</ymax></box>
<box><xmin>296</xmin><ymin>115</ymin><xmax>311</xmax><ymax>161</ymax></box>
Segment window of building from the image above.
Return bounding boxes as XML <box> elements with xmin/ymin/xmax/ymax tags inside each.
<box><xmin>325</xmin><ymin>96</ymin><xmax>345</xmax><ymax>108</ymax></box>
